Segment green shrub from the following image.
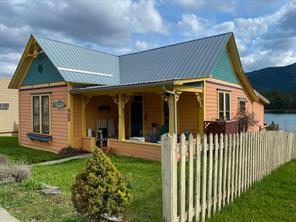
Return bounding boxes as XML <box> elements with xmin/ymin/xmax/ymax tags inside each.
<box><xmin>71</xmin><ymin>149</ymin><xmax>132</xmax><ymax>219</ymax></box>
<box><xmin>0</xmin><ymin>160</ymin><xmax>31</xmax><ymax>184</ymax></box>
<box><xmin>21</xmin><ymin>179</ymin><xmax>43</xmax><ymax>190</ymax></box>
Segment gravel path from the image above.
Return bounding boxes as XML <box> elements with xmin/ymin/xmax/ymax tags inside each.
<box><xmin>33</xmin><ymin>153</ymin><xmax>92</xmax><ymax>166</ymax></box>
<box><xmin>0</xmin><ymin>207</ymin><xmax>19</xmax><ymax>222</ymax></box>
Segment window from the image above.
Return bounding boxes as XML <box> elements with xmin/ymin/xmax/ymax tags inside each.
<box><xmin>218</xmin><ymin>91</ymin><xmax>230</xmax><ymax>120</ymax></box>
<box><xmin>0</xmin><ymin>103</ymin><xmax>9</xmax><ymax>110</ymax></box>
<box><xmin>239</xmin><ymin>99</ymin><xmax>246</xmax><ymax>113</ymax></box>
<box><xmin>32</xmin><ymin>95</ymin><xmax>50</xmax><ymax>134</ymax></box>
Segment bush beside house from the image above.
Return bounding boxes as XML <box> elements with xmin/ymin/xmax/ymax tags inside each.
<box><xmin>71</xmin><ymin>149</ymin><xmax>132</xmax><ymax>220</ymax></box>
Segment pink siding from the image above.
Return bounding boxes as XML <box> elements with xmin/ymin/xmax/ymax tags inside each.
<box><xmin>19</xmin><ymin>85</ymin><xmax>69</xmax><ymax>152</ymax></box>
<box><xmin>205</xmin><ymin>80</ymin><xmax>264</xmax><ymax>132</ymax></box>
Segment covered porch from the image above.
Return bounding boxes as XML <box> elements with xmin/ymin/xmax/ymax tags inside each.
<box><xmin>71</xmin><ymin>81</ymin><xmax>204</xmax><ymax>160</ymax></box>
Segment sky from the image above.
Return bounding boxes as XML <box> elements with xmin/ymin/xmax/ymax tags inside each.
<box><xmin>0</xmin><ymin>0</ymin><xmax>296</xmax><ymax>77</ymax></box>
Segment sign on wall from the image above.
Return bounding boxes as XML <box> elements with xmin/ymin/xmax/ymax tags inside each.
<box><xmin>53</xmin><ymin>100</ymin><xmax>66</xmax><ymax>109</ymax></box>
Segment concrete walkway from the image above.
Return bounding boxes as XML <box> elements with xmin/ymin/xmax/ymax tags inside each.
<box><xmin>33</xmin><ymin>153</ymin><xmax>92</xmax><ymax>166</ymax></box>
<box><xmin>0</xmin><ymin>207</ymin><xmax>19</xmax><ymax>222</ymax></box>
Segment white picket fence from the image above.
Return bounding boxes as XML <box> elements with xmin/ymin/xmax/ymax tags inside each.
<box><xmin>161</xmin><ymin>131</ymin><xmax>296</xmax><ymax>222</ymax></box>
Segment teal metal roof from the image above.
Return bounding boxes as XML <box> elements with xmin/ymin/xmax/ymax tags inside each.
<box><xmin>31</xmin><ymin>33</ymin><xmax>232</xmax><ymax>86</ymax></box>
<box><xmin>34</xmin><ymin>35</ymin><xmax>120</xmax><ymax>85</ymax></box>
<box><xmin>119</xmin><ymin>33</ymin><xmax>231</xmax><ymax>84</ymax></box>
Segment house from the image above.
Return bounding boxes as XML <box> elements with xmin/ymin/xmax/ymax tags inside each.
<box><xmin>9</xmin><ymin>32</ymin><xmax>269</xmax><ymax>159</ymax></box>
<box><xmin>0</xmin><ymin>77</ymin><xmax>18</xmax><ymax>136</ymax></box>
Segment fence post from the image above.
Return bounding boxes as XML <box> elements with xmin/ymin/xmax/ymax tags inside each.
<box><xmin>161</xmin><ymin>133</ymin><xmax>177</xmax><ymax>222</ymax></box>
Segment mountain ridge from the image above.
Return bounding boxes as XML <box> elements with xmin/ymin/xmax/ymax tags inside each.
<box><xmin>247</xmin><ymin>63</ymin><xmax>296</xmax><ymax>92</ymax></box>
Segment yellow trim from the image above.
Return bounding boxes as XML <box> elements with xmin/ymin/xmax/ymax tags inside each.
<box><xmin>67</xmin><ymin>83</ymin><xmax>74</xmax><ymax>147</ymax></box>
<box><xmin>18</xmin><ymin>90</ymin><xmax>21</xmax><ymax>144</ymax></box>
<box><xmin>118</xmin><ymin>94</ymin><xmax>126</xmax><ymax>141</ymax></box>
<box><xmin>20</xmin><ymin>143</ymin><xmax>59</xmax><ymax>154</ymax></box>
<box><xmin>167</xmin><ymin>94</ymin><xmax>175</xmax><ymax>135</ymax></box>
<box><xmin>9</xmin><ymin>36</ymin><xmax>36</xmax><ymax>89</ymax></box>
<box><xmin>173</xmin><ymin>77</ymin><xmax>209</xmax><ymax>85</ymax></box>
<box><xmin>20</xmin><ymin>81</ymin><xmax>66</xmax><ymax>89</ymax></box>
<box><xmin>108</xmin><ymin>138</ymin><xmax>161</xmax><ymax>147</ymax></box>
<box><xmin>31</xmin><ymin>93</ymin><xmax>51</xmax><ymax>135</ymax></box>
<box><xmin>227</xmin><ymin>34</ymin><xmax>259</xmax><ymax>102</ymax></box>
<box><xmin>206</xmin><ymin>77</ymin><xmax>243</xmax><ymax>89</ymax></box>
<box><xmin>172</xmin><ymin>85</ymin><xmax>203</xmax><ymax>93</ymax></box>
<box><xmin>198</xmin><ymin>80</ymin><xmax>205</xmax><ymax>136</ymax></box>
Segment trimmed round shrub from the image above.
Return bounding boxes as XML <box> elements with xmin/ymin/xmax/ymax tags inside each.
<box><xmin>71</xmin><ymin>149</ymin><xmax>132</xmax><ymax>219</ymax></box>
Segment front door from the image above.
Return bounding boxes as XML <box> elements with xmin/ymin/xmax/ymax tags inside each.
<box><xmin>131</xmin><ymin>96</ymin><xmax>143</xmax><ymax>137</ymax></box>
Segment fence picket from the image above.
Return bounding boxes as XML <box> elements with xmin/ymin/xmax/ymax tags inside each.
<box><xmin>213</xmin><ymin>134</ymin><xmax>219</xmax><ymax>214</ymax></box>
<box><xmin>218</xmin><ymin>134</ymin><xmax>223</xmax><ymax>211</ymax></box>
<box><xmin>227</xmin><ymin>134</ymin><xmax>232</xmax><ymax>204</ymax></box>
<box><xmin>231</xmin><ymin>134</ymin><xmax>235</xmax><ymax>202</ymax></box>
<box><xmin>201</xmin><ymin>135</ymin><xmax>208</xmax><ymax>222</ymax></box>
<box><xmin>222</xmin><ymin>134</ymin><xmax>228</xmax><ymax>207</ymax></box>
<box><xmin>188</xmin><ymin>134</ymin><xmax>194</xmax><ymax>222</ymax></box>
<box><xmin>195</xmin><ymin>135</ymin><xmax>201</xmax><ymax>222</ymax></box>
<box><xmin>207</xmin><ymin>134</ymin><xmax>214</xmax><ymax>218</ymax></box>
<box><xmin>238</xmin><ymin>133</ymin><xmax>243</xmax><ymax>196</ymax></box>
<box><xmin>162</xmin><ymin>131</ymin><xmax>296</xmax><ymax>222</ymax></box>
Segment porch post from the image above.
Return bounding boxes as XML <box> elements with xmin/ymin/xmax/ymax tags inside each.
<box><xmin>167</xmin><ymin>92</ymin><xmax>181</xmax><ymax>136</ymax></box>
<box><xmin>195</xmin><ymin>92</ymin><xmax>204</xmax><ymax>136</ymax></box>
<box><xmin>112</xmin><ymin>94</ymin><xmax>129</xmax><ymax>141</ymax></box>
<box><xmin>81</xmin><ymin>96</ymin><xmax>92</xmax><ymax>137</ymax></box>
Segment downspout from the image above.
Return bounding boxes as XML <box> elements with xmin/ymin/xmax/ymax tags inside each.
<box><xmin>163</xmin><ymin>87</ymin><xmax>177</xmax><ymax>135</ymax></box>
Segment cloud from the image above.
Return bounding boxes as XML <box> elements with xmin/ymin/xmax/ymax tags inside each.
<box><xmin>134</xmin><ymin>40</ymin><xmax>158</xmax><ymax>51</ymax></box>
<box><xmin>177</xmin><ymin>1</ymin><xmax>296</xmax><ymax>71</ymax></box>
<box><xmin>177</xmin><ymin>14</ymin><xmax>210</xmax><ymax>36</ymax></box>
<box><xmin>0</xmin><ymin>0</ymin><xmax>169</xmax><ymax>75</ymax></box>
<box><xmin>175</xmin><ymin>0</ymin><xmax>237</xmax><ymax>14</ymax></box>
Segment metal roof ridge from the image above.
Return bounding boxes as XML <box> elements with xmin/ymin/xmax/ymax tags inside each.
<box><xmin>32</xmin><ymin>34</ymin><xmax>119</xmax><ymax>58</ymax></box>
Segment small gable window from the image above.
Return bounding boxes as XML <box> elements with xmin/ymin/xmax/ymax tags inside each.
<box><xmin>0</xmin><ymin>103</ymin><xmax>9</xmax><ymax>110</ymax></box>
<box><xmin>218</xmin><ymin>91</ymin><xmax>230</xmax><ymax>120</ymax></box>
<box><xmin>32</xmin><ymin>95</ymin><xmax>50</xmax><ymax>134</ymax></box>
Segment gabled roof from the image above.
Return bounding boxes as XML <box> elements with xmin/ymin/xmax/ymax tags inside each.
<box><xmin>119</xmin><ymin>33</ymin><xmax>230</xmax><ymax>84</ymax></box>
<box><xmin>35</xmin><ymin>36</ymin><xmax>120</xmax><ymax>85</ymax></box>
<box><xmin>9</xmin><ymin>32</ymin><xmax>264</xmax><ymax>103</ymax></box>
<box><xmin>9</xmin><ymin>33</ymin><xmax>231</xmax><ymax>88</ymax></box>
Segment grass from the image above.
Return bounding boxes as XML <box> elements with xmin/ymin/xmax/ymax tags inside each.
<box><xmin>0</xmin><ymin>137</ymin><xmax>295</xmax><ymax>221</ymax></box>
<box><xmin>207</xmin><ymin>160</ymin><xmax>296</xmax><ymax>222</ymax></box>
<box><xmin>0</xmin><ymin>156</ymin><xmax>162</xmax><ymax>222</ymax></box>
<box><xmin>0</xmin><ymin>137</ymin><xmax>60</xmax><ymax>163</ymax></box>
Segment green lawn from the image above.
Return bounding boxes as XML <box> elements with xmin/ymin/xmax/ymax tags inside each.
<box><xmin>0</xmin><ymin>156</ymin><xmax>162</xmax><ymax>222</ymax></box>
<box><xmin>0</xmin><ymin>137</ymin><xmax>60</xmax><ymax>163</ymax></box>
<box><xmin>208</xmin><ymin>160</ymin><xmax>296</xmax><ymax>222</ymax></box>
<box><xmin>0</xmin><ymin>137</ymin><xmax>295</xmax><ymax>221</ymax></box>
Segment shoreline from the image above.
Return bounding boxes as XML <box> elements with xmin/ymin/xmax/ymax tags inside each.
<box><xmin>265</xmin><ymin>109</ymin><xmax>296</xmax><ymax>114</ymax></box>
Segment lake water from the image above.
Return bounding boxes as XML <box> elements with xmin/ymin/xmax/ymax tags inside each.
<box><xmin>265</xmin><ymin>113</ymin><xmax>296</xmax><ymax>132</ymax></box>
